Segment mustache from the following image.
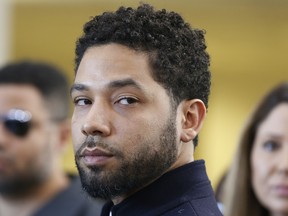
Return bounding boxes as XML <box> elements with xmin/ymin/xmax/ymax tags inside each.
<box><xmin>76</xmin><ymin>136</ymin><xmax>122</xmax><ymax>157</ymax></box>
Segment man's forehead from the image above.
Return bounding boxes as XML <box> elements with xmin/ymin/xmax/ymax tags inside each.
<box><xmin>0</xmin><ymin>85</ymin><xmax>44</xmax><ymax>112</ymax></box>
<box><xmin>71</xmin><ymin>78</ymin><xmax>144</xmax><ymax>95</ymax></box>
<box><xmin>76</xmin><ymin>44</ymin><xmax>151</xmax><ymax>75</ymax></box>
<box><xmin>0</xmin><ymin>84</ymin><xmax>40</xmax><ymax>96</ymax></box>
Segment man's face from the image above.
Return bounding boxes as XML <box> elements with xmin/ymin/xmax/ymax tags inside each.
<box><xmin>71</xmin><ymin>43</ymin><xmax>182</xmax><ymax>202</ymax></box>
<box><xmin>0</xmin><ymin>85</ymin><xmax>59</xmax><ymax>196</ymax></box>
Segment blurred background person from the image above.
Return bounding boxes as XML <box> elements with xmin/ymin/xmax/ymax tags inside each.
<box><xmin>0</xmin><ymin>61</ymin><xmax>104</xmax><ymax>216</ymax></box>
<box><xmin>215</xmin><ymin>170</ymin><xmax>227</xmax><ymax>214</ymax></box>
<box><xmin>223</xmin><ymin>82</ymin><xmax>288</xmax><ymax>216</ymax></box>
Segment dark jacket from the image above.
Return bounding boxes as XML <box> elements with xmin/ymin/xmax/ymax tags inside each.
<box><xmin>101</xmin><ymin>160</ymin><xmax>222</xmax><ymax>216</ymax></box>
<box><xmin>33</xmin><ymin>175</ymin><xmax>105</xmax><ymax>216</ymax></box>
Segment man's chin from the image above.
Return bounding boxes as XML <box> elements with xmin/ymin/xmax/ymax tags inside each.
<box><xmin>0</xmin><ymin>177</ymin><xmax>43</xmax><ymax>196</ymax></box>
<box><xmin>78</xmin><ymin>173</ymin><xmax>111</xmax><ymax>199</ymax></box>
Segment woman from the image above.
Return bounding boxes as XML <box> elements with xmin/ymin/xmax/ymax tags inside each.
<box><xmin>224</xmin><ymin>82</ymin><xmax>288</xmax><ymax>216</ymax></box>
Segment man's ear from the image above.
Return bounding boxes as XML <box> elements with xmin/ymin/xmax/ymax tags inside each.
<box><xmin>180</xmin><ymin>99</ymin><xmax>206</xmax><ymax>142</ymax></box>
<box><xmin>58</xmin><ymin>119</ymin><xmax>71</xmax><ymax>150</ymax></box>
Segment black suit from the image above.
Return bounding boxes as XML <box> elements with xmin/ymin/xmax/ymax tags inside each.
<box><xmin>101</xmin><ymin>160</ymin><xmax>222</xmax><ymax>216</ymax></box>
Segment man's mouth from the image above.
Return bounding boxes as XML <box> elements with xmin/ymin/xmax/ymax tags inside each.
<box><xmin>80</xmin><ymin>148</ymin><xmax>114</xmax><ymax>167</ymax></box>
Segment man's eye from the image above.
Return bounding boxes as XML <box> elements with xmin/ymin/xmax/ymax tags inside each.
<box><xmin>117</xmin><ymin>97</ymin><xmax>138</xmax><ymax>105</ymax></box>
<box><xmin>262</xmin><ymin>140</ymin><xmax>280</xmax><ymax>152</ymax></box>
<box><xmin>74</xmin><ymin>98</ymin><xmax>92</xmax><ymax>106</ymax></box>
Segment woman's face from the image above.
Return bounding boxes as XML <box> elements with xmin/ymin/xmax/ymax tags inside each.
<box><xmin>251</xmin><ymin>103</ymin><xmax>288</xmax><ymax>216</ymax></box>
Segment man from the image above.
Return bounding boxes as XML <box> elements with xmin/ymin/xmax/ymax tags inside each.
<box><xmin>71</xmin><ymin>4</ymin><xmax>222</xmax><ymax>216</ymax></box>
<box><xmin>0</xmin><ymin>61</ymin><xmax>104</xmax><ymax>216</ymax></box>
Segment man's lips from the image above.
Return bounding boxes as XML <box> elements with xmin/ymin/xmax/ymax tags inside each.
<box><xmin>80</xmin><ymin>148</ymin><xmax>114</xmax><ymax>166</ymax></box>
<box><xmin>272</xmin><ymin>184</ymin><xmax>288</xmax><ymax>197</ymax></box>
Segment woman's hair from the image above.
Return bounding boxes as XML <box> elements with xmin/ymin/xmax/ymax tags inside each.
<box><xmin>224</xmin><ymin>82</ymin><xmax>288</xmax><ymax>216</ymax></box>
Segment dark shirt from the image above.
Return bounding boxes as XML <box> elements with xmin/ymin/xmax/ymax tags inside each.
<box><xmin>33</xmin><ymin>175</ymin><xmax>105</xmax><ymax>216</ymax></box>
<box><xmin>101</xmin><ymin>160</ymin><xmax>222</xmax><ymax>216</ymax></box>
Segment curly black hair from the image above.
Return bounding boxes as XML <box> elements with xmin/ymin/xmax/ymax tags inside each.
<box><xmin>75</xmin><ymin>4</ymin><xmax>211</xmax><ymax>109</ymax></box>
<box><xmin>0</xmin><ymin>61</ymin><xmax>70</xmax><ymax>121</ymax></box>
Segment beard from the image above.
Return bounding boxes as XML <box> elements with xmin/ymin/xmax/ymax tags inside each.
<box><xmin>75</xmin><ymin>113</ymin><xmax>178</xmax><ymax>200</ymax></box>
<box><xmin>0</xmin><ymin>140</ymin><xmax>52</xmax><ymax>197</ymax></box>
<box><xmin>0</xmin><ymin>173</ymin><xmax>45</xmax><ymax>197</ymax></box>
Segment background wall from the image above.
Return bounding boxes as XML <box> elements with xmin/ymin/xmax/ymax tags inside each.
<box><xmin>0</xmin><ymin>0</ymin><xmax>11</xmax><ymax>66</ymax></box>
<box><xmin>7</xmin><ymin>0</ymin><xmax>288</xmax><ymax>187</ymax></box>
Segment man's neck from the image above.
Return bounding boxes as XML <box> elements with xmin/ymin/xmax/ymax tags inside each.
<box><xmin>0</xmin><ymin>196</ymin><xmax>42</xmax><ymax>216</ymax></box>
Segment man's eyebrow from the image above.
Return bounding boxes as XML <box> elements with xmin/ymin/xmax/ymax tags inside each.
<box><xmin>70</xmin><ymin>83</ymin><xmax>89</xmax><ymax>95</ymax></box>
<box><xmin>107</xmin><ymin>78</ymin><xmax>143</xmax><ymax>91</ymax></box>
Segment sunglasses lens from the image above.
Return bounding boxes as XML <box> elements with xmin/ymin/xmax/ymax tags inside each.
<box><xmin>1</xmin><ymin>109</ymin><xmax>32</xmax><ymax>137</ymax></box>
<box><xmin>4</xmin><ymin>120</ymin><xmax>30</xmax><ymax>137</ymax></box>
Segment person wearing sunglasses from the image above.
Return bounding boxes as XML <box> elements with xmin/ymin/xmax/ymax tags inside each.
<box><xmin>0</xmin><ymin>61</ymin><xmax>104</xmax><ymax>216</ymax></box>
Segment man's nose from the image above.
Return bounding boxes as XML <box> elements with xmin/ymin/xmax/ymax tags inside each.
<box><xmin>81</xmin><ymin>103</ymin><xmax>112</xmax><ymax>137</ymax></box>
<box><xmin>277</xmin><ymin>144</ymin><xmax>288</xmax><ymax>175</ymax></box>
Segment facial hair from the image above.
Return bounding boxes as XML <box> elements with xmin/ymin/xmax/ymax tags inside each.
<box><xmin>0</xmin><ymin>139</ymin><xmax>52</xmax><ymax>197</ymax></box>
<box><xmin>0</xmin><ymin>173</ymin><xmax>45</xmax><ymax>197</ymax></box>
<box><xmin>75</xmin><ymin>113</ymin><xmax>178</xmax><ymax>200</ymax></box>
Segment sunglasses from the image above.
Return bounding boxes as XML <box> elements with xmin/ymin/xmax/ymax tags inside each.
<box><xmin>0</xmin><ymin>109</ymin><xmax>32</xmax><ymax>137</ymax></box>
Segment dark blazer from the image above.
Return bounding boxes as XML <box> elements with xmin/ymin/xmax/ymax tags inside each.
<box><xmin>33</xmin><ymin>175</ymin><xmax>105</xmax><ymax>216</ymax></box>
<box><xmin>101</xmin><ymin>160</ymin><xmax>222</xmax><ymax>216</ymax></box>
